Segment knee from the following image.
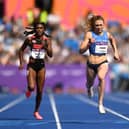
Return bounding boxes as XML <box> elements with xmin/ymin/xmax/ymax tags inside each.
<box><xmin>28</xmin><ymin>86</ymin><xmax>35</xmax><ymax>91</ymax></box>
<box><xmin>98</xmin><ymin>76</ymin><xmax>105</xmax><ymax>81</ymax></box>
<box><xmin>98</xmin><ymin>74</ymin><xmax>106</xmax><ymax>81</ymax></box>
<box><xmin>98</xmin><ymin>78</ymin><xmax>105</xmax><ymax>85</ymax></box>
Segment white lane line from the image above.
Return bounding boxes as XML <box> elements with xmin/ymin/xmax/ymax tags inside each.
<box><xmin>0</xmin><ymin>95</ymin><xmax>25</xmax><ymax>112</ymax></box>
<box><xmin>48</xmin><ymin>93</ymin><xmax>62</xmax><ymax>129</ymax></box>
<box><xmin>74</xmin><ymin>94</ymin><xmax>129</xmax><ymax>121</ymax></box>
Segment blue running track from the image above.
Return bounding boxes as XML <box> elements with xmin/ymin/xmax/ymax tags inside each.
<box><xmin>0</xmin><ymin>92</ymin><xmax>129</xmax><ymax>129</ymax></box>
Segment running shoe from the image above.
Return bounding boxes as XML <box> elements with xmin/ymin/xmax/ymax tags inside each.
<box><xmin>87</xmin><ymin>86</ymin><xmax>94</xmax><ymax>98</ymax></box>
<box><xmin>25</xmin><ymin>90</ymin><xmax>31</xmax><ymax>98</ymax></box>
<box><xmin>98</xmin><ymin>104</ymin><xmax>106</xmax><ymax>114</ymax></box>
<box><xmin>34</xmin><ymin>112</ymin><xmax>43</xmax><ymax>120</ymax></box>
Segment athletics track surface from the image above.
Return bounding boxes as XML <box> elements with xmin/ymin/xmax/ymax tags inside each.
<box><xmin>0</xmin><ymin>92</ymin><xmax>129</xmax><ymax>129</ymax></box>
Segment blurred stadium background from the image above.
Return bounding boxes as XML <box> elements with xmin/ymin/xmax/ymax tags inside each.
<box><xmin>0</xmin><ymin>0</ymin><xmax>129</xmax><ymax>94</ymax></box>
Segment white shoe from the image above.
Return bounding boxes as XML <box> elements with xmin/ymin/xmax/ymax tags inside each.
<box><xmin>98</xmin><ymin>104</ymin><xmax>106</xmax><ymax>114</ymax></box>
<box><xmin>87</xmin><ymin>86</ymin><xmax>94</xmax><ymax>98</ymax></box>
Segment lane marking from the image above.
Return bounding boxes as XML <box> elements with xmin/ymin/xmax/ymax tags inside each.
<box><xmin>0</xmin><ymin>95</ymin><xmax>25</xmax><ymax>112</ymax></box>
<box><xmin>74</xmin><ymin>94</ymin><xmax>129</xmax><ymax>121</ymax></box>
<box><xmin>48</xmin><ymin>93</ymin><xmax>62</xmax><ymax>129</ymax></box>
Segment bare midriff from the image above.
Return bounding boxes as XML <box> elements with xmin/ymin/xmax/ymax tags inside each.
<box><xmin>88</xmin><ymin>54</ymin><xmax>107</xmax><ymax>64</ymax></box>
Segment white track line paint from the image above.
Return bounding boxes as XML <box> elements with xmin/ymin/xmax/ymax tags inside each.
<box><xmin>0</xmin><ymin>95</ymin><xmax>25</xmax><ymax>112</ymax></box>
<box><xmin>74</xmin><ymin>94</ymin><xmax>129</xmax><ymax>121</ymax></box>
<box><xmin>48</xmin><ymin>93</ymin><xmax>62</xmax><ymax>129</ymax></box>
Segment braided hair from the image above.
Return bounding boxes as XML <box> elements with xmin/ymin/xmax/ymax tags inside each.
<box><xmin>24</xmin><ymin>22</ymin><xmax>51</xmax><ymax>37</ymax></box>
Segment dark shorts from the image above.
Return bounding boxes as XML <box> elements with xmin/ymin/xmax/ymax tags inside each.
<box><xmin>27</xmin><ymin>58</ymin><xmax>45</xmax><ymax>72</ymax></box>
<box><xmin>87</xmin><ymin>60</ymin><xmax>108</xmax><ymax>73</ymax></box>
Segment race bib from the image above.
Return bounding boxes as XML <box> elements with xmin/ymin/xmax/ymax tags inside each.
<box><xmin>31</xmin><ymin>49</ymin><xmax>45</xmax><ymax>59</ymax></box>
<box><xmin>95</xmin><ymin>44</ymin><xmax>108</xmax><ymax>54</ymax></box>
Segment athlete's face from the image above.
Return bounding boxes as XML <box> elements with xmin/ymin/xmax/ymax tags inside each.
<box><xmin>94</xmin><ymin>20</ymin><xmax>104</xmax><ymax>34</ymax></box>
<box><xmin>35</xmin><ymin>24</ymin><xmax>45</xmax><ymax>36</ymax></box>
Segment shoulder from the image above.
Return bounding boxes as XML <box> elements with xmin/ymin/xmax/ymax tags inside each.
<box><xmin>23</xmin><ymin>35</ymin><xmax>35</xmax><ymax>44</ymax></box>
<box><xmin>43</xmin><ymin>35</ymin><xmax>48</xmax><ymax>40</ymax></box>
<box><xmin>26</xmin><ymin>34</ymin><xmax>35</xmax><ymax>41</ymax></box>
<box><xmin>103</xmin><ymin>30</ymin><xmax>110</xmax><ymax>37</ymax></box>
<box><xmin>105</xmin><ymin>31</ymin><xmax>113</xmax><ymax>39</ymax></box>
<box><xmin>43</xmin><ymin>35</ymin><xmax>51</xmax><ymax>42</ymax></box>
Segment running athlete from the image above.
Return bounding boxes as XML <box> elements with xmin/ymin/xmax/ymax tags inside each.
<box><xmin>79</xmin><ymin>15</ymin><xmax>120</xmax><ymax>114</ymax></box>
<box><xmin>18</xmin><ymin>22</ymin><xmax>53</xmax><ymax>120</ymax></box>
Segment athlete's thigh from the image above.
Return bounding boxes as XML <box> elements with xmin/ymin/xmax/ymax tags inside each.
<box><xmin>97</xmin><ymin>63</ymin><xmax>108</xmax><ymax>80</ymax></box>
<box><xmin>27</xmin><ymin>67</ymin><xmax>36</xmax><ymax>87</ymax></box>
<box><xmin>37</xmin><ymin>68</ymin><xmax>46</xmax><ymax>92</ymax></box>
<box><xmin>87</xmin><ymin>66</ymin><xmax>96</xmax><ymax>82</ymax></box>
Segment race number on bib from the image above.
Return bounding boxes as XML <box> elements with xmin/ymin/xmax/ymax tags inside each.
<box><xmin>95</xmin><ymin>45</ymin><xmax>108</xmax><ymax>54</ymax></box>
<box><xmin>31</xmin><ymin>49</ymin><xmax>45</xmax><ymax>59</ymax></box>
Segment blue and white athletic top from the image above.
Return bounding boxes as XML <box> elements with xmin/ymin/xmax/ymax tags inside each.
<box><xmin>89</xmin><ymin>31</ymin><xmax>109</xmax><ymax>55</ymax></box>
